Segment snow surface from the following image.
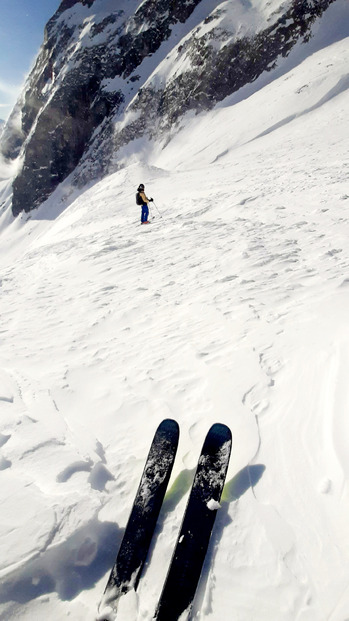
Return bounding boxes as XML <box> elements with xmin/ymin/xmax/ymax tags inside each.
<box><xmin>0</xmin><ymin>7</ymin><xmax>349</xmax><ymax>621</ymax></box>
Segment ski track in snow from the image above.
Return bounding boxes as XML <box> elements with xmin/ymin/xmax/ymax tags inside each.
<box><xmin>0</xmin><ymin>26</ymin><xmax>349</xmax><ymax>621</ymax></box>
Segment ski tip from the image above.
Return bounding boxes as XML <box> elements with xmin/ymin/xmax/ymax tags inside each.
<box><xmin>202</xmin><ymin>423</ymin><xmax>232</xmax><ymax>459</ymax></box>
<box><xmin>157</xmin><ymin>419</ymin><xmax>180</xmax><ymax>437</ymax></box>
<box><xmin>208</xmin><ymin>422</ymin><xmax>232</xmax><ymax>439</ymax></box>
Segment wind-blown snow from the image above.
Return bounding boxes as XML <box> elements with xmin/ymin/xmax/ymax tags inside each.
<box><xmin>0</xmin><ymin>10</ymin><xmax>348</xmax><ymax>621</ymax></box>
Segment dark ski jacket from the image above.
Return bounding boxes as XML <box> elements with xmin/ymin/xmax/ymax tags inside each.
<box><xmin>136</xmin><ymin>191</ymin><xmax>150</xmax><ymax>206</ymax></box>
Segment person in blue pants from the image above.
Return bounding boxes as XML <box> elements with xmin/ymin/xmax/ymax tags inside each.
<box><xmin>136</xmin><ymin>184</ymin><xmax>153</xmax><ymax>224</ymax></box>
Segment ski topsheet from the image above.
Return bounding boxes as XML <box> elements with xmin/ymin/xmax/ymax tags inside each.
<box><xmin>154</xmin><ymin>423</ymin><xmax>232</xmax><ymax>621</ymax></box>
<box><xmin>99</xmin><ymin>418</ymin><xmax>179</xmax><ymax>619</ymax></box>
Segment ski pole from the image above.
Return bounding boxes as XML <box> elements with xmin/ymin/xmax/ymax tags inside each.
<box><xmin>152</xmin><ymin>200</ymin><xmax>163</xmax><ymax>218</ymax></box>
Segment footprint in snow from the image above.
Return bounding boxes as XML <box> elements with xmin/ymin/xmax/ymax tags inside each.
<box><xmin>57</xmin><ymin>460</ymin><xmax>114</xmax><ymax>491</ymax></box>
<box><xmin>0</xmin><ymin>456</ymin><xmax>11</xmax><ymax>470</ymax></box>
<box><xmin>88</xmin><ymin>462</ymin><xmax>115</xmax><ymax>491</ymax></box>
<box><xmin>237</xmin><ymin>196</ymin><xmax>259</xmax><ymax>206</ymax></box>
<box><xmin>56</xmin><ymin>460</ymin><xmax>92</xmax><ymax>483</ymax></box>
<box><xmin>0</xmin><ymin>433</ymin><xmax>11</xmax><ymax>448</ymax></box>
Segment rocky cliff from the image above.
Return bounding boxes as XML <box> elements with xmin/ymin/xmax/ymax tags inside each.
<box><xmin>0</xmin><ymin>0</ymin><xmax>337</xmax><ymax>216</ymax></box>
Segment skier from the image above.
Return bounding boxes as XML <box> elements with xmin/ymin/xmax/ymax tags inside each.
<box><xmin>136</xmin><ymin>183</ymin><xmax>153</xmax><ymax>224</ymax></box>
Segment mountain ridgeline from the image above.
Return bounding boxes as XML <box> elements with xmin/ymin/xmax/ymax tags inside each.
<box><xmin>0</xmin><ymin>0</ymin><xmax>337</xmax><ymax>216</ymax></box>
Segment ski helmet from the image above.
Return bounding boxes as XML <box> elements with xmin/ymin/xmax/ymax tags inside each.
<box><xmin>138</xmin><ymin>183</ymin><xmax>144</xmax><ymax>191</ymax></box>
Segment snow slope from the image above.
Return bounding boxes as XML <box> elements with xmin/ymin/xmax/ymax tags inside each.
<box><xmin>0</xmin><ymin>11</ymin><xmax>349</xmax><ymax>621</ymax></box>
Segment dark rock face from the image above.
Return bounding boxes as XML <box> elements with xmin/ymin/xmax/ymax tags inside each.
<box><xmin>12</xmin><ymin>62</ymin><xmax>122</xmax><ymax>215</ymax></box>
<box><xmin>0</xmin><ymin>0</ymin><xmax>338</xmax><ymax>216</ymax></box>
<box><xmin>6</xmin><ymin>0</ymin><xmax>204</xmax><ymax>215</ymax></box>
<box><xmin>113</xmin><ymin>0</ymin><xmax>336</xmax><ymax>149</ymax></box>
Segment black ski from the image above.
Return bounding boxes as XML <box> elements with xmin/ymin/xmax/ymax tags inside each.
<box><xmin>154</xmin><ymin>423</ymin><xmax>232</xmax><ymax>621</ymax></box>
<box><xmin>99</xmin><ymin>418</ymin><xmax>179</xmax><ymax>619</ymax></box>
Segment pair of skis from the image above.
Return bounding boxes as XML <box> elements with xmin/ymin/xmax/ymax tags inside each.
<box><xmin>98</xmin><ymin>419</ymin><xmax>232</xmax><ymax>621</ymax></box>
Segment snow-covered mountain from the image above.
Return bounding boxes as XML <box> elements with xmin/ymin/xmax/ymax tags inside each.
<box><xmin>0</xmin><ymin>1</ymin><xmax>349</xmax><ymax>620</ymax></box>
<box><xmin>0</xmin><ymin>0</ymin><xmax>341</xmax><ymax>217</ymax></box>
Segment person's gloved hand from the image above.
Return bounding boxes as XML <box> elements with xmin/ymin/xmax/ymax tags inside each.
<box><xmin>149</xmin><ymin>198</ymin><xmax>153</xmax><ymax>202</ymax></box>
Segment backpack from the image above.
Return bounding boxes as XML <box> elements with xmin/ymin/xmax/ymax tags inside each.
<box><xmin>136</xmin><ymin>192</ymin><xmax>143</xmax><ymax>205</ymax></box>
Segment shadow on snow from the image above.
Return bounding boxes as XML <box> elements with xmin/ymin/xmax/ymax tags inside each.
<box><xmin>0</xmin><ymin>519</ymin><xmax>123</xmax><ymax>605</ymax></box>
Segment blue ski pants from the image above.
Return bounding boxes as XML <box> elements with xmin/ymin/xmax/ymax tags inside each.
<box><xmin>141</xmin><ymin>204</ymin><xmax>149</xmax><ymax>222</ymax></box>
